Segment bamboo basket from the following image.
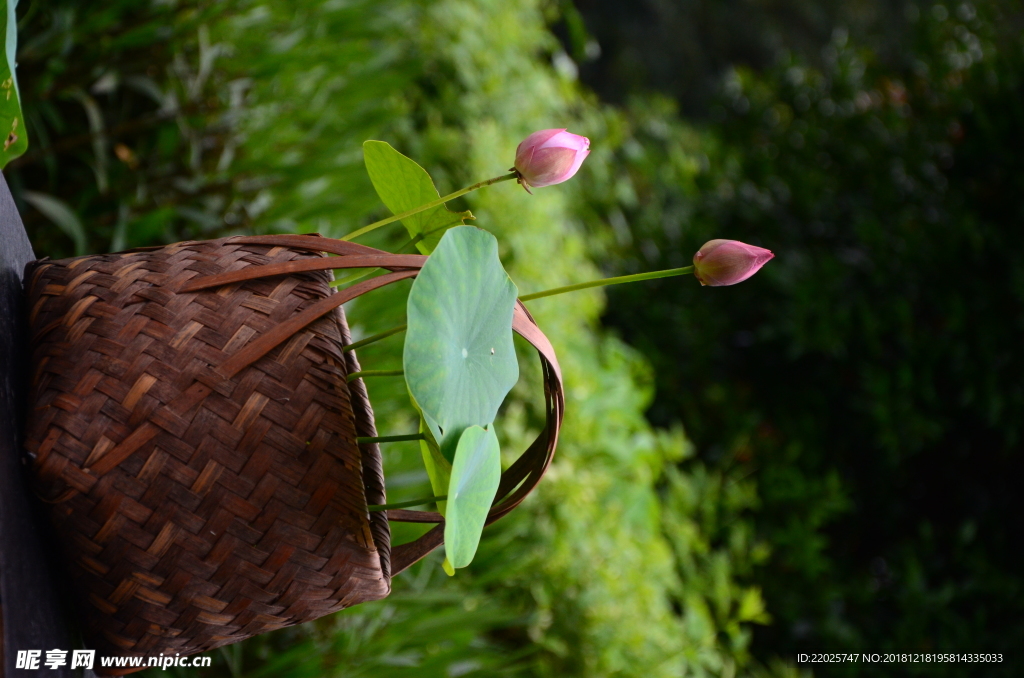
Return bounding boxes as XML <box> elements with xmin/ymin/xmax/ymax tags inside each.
<box><xmin>23</xmin><ymin>234</ymin><xmax>563</xmax><ymax>673</ymax></box>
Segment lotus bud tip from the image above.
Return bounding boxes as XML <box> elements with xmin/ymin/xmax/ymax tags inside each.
<box><xmin>692</xmin><ymin>239</ymin><xmax>774</xmax><ymax>286</ymax></box>
<box><xmin>513</xmin><ymin>128</ymin><xmax>590</xmax><ymax>191</ymax></box>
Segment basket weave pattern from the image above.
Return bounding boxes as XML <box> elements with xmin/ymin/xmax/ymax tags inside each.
<box><xmin>24</xmin><ymin>238</ymin><xmax>390</xmax><ymax>658</ymax></box>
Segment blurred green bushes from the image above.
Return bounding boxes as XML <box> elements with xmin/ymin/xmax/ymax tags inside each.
<box><xmin>8</xmin><ymin>1</ymin><xmax>775</xmax><ymax>677</ymax></box>
<box><xmin>581</xmin><ymin>1</ymin><xmax>1024</xmax><ymax>675</ymax></box>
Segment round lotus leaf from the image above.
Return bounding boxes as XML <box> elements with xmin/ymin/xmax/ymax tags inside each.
<box><xmin>404</xmin><ymin>226</ymin><xmax>519</xmax><ymax>459</ymax></box>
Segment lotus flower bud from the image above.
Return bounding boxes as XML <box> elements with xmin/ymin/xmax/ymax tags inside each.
<box><xmin>693</xmin><ymin>239</ymin><xmax>774</xmax><ymax>286</ymax></box>
<box><xmin>513</xmin><ymin>128</ymin><xmax>590</xmax><ymax>191</ymax></box>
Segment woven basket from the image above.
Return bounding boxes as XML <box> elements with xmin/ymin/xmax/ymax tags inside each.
<box><xmin>23</xmin><ymin>234</ymin><xmax>563</xmax><ymax>673</ymax></box>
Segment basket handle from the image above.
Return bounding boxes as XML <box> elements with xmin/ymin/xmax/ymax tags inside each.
<box><xmin>187</xmin><ymin>235</ymin><xmax>564</xmax><ymax>576</ymax></box>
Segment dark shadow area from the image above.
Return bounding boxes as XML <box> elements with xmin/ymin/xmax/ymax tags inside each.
<box><xmin>571</xmin><ymin>0</ymin><xmax>1024</xmax><ymax>673</ymax></box>
<box><xmin>563</xmin><ymin>0</ymin><xmax>917</xmax><ymax>118</ymax></box>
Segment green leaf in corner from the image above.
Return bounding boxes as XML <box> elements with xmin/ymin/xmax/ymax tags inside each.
<box><xmin>363</xmin><ymin>140</ymin><xmax>472</xmax><ymax>253</ymax></box>
<box><xmin>444</xmin><ymin>424</ymin><xmax>501</xmax><ymax>570</ymax></box>
<box><xmin>0</xmin><ymin>0</ymin><xmax>28</xmax><ymax>166</ymax></box>
<box><xmin>404</xmin><ymin>226</ymin><xmax>519</xmax><ymax>461</ymax></box>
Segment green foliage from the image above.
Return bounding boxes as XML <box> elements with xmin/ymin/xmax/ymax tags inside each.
<box><xmin>363</xmin><ymin>140</ymin><xmax>472</xmax><ymax>252</ymax></box>
<box><xmin>582</xmin><ymin>1</ymin><xmax>1024</xmax><ymax>674</ymax></box>
<box><xmin>445</xmin><ymin>424</ymin><xmax>502</xmax><ymax>569</ymax></box>
<box><xmin>8</xmin><ymin>0</ymin><xmax>414</xmax><ymax>255</ymax></box>
<box><xmin>0</xmin><ymin>0</ymin><xmax>27</xmax><ymax>166</ymax></box>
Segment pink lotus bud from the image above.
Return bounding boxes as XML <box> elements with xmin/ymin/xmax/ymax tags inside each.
<box><xmin>693</xmin><ymin>239</ymin><xmax>775</xmax><ymax>286</ymax></box>
<box><xmin>513</xmin><ymin>128</ymin><xmax>590</xmax><ymax>191</ymax></box>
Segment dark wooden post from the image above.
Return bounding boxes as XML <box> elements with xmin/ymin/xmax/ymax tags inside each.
<box><xmin>0</xmin><ymin>174</ymin><xmax>77</xmax><ymax>677</ymax></box>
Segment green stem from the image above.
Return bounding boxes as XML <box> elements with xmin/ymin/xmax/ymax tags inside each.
<box><xmin>398</xmin><ymin>233</ymin><xmax>424</xmax><ymax>252</ymax></box>
<box><xmin>329</xmin><ymin>268</ymin><xmax>376</xmax><ymax>288</ymax></box>
<box><xmin>343</xmin><ymin>324</ymin><xmax>407</xmax><ymax>353</ymax></box>
<box><xmin>328</xmin><ymin>233</ymin><xmax>427</xmax><ymax>288</ymax></box>
<box><xmin>356</xmin><ymin>433</ymin><xmax>425</xmax><ymax>444</ymax></box>
<box><xmin>367</xmin><ymin>495</ymin><xmax>448</xmax><ymax>512</ymax></box>
<box><xmin>520</xmin><ymin>265</ymin><xmax>695</xmax><ymax>302</ymax></box>
<box><xmin>339</xmin><ymin>268</ymin><xmax>695</xmax><ymax>351</ymax></box>
<box><xmin>347</xmin><ymin>369</ymin><xmax>404</xmax><ymax>382</ymax></box>
<box><xmin>340</xmin><ymin>172</ymin><xmax>517</xmax><ymax>242</ymax></box>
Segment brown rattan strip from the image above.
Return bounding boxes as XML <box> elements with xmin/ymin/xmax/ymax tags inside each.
<box><xmin>216</xmin><ymin>270</ymin><xmax>418</xmax><ymax>379</ymax></box>
<box><xmin>227</xmin><ymin>234</ymin><xmax>383</xmax><ymax>257</ymax></box>
<box><xmin>179</xmin><ymin>254</ymin><xmax>426</xmax><ymax>293</ymax></box>
<box><xmin>333</xmin><ymin>303</ymin><xmax>390</xmax><ymax>583</ymax></box>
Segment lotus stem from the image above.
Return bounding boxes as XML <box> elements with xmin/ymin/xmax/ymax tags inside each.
<box><xmin>398</xmin><ymin>233</ymin><xmax>424</xmax><ymax>252</ymax></box>
<box><xmin>340</xmin><ymin>172</ymin><xmax>517</xmax><ymax>242</ymax></box>
<box><xmin>356</xmin><ymin>433</ymin><xmax>425</xmax><ymax>444</ymax></box>
<box><xmin>329</xmin><ymin>268</ymin><xmax>378</xmax><ymax>288</ymax></box>
<box><xmin>519</xmin><ymin>266</ymin><xmax>695</xmax><ymax>302</ymax></box>
<box><xmin>347</xmin><ymin>369</ymin><xmax>404</xmax><ymax>382</ymax></box>
<box><xmin>367</xmin><ymin>495</ymin><xmax>448</xmax><ymax>512</ymax></box>
<box><xmin>343</xmin><ymin>324</ymin><xmax>407</xmax><ymax>352</ymax></box>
